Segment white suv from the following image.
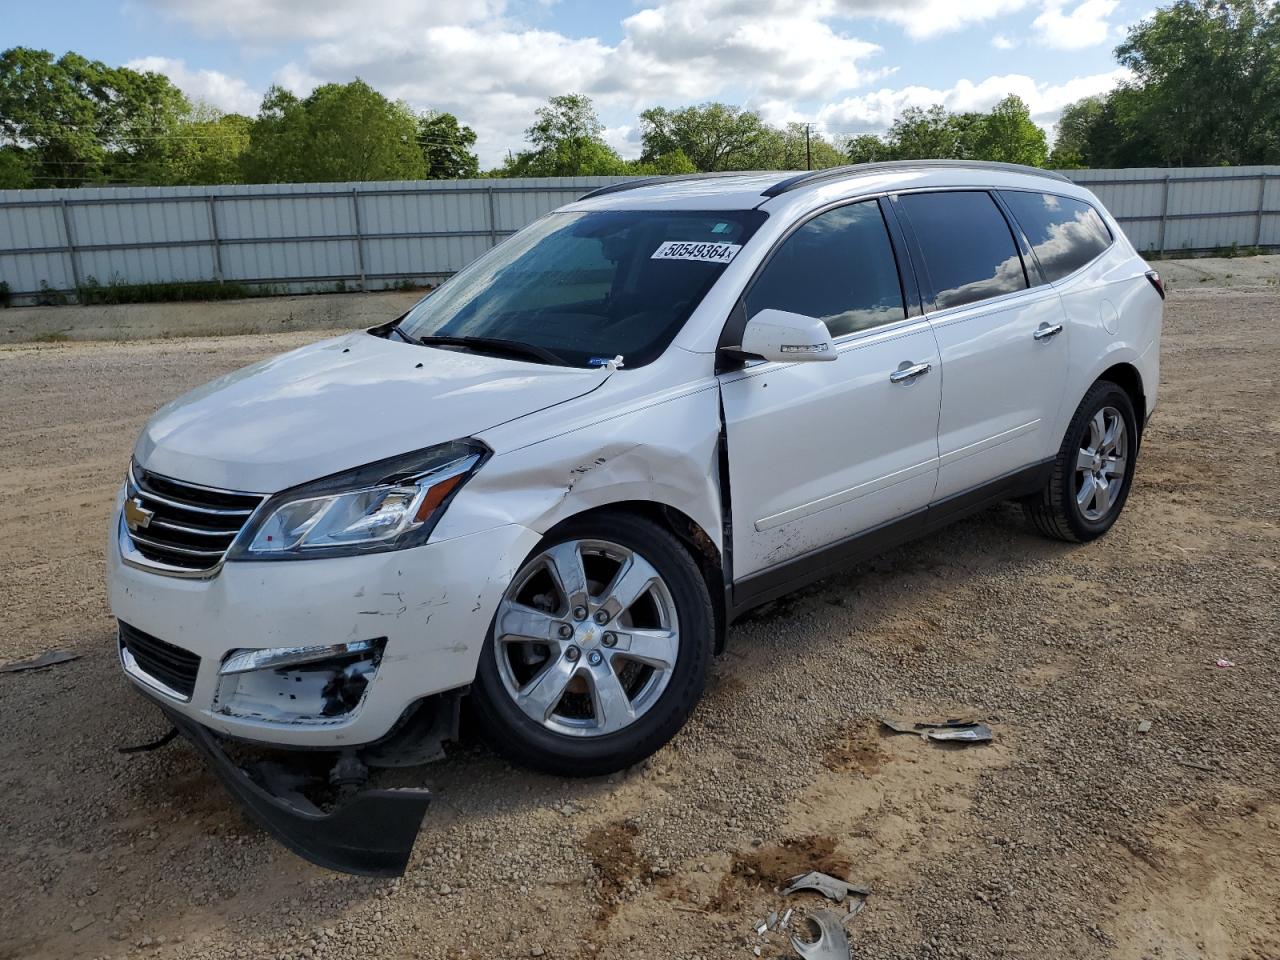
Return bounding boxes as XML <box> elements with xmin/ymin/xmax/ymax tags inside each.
<box><xmin>108</xmin><ymin>161</ymin><xmax>1163</xmax><ymax>873</ymax></box>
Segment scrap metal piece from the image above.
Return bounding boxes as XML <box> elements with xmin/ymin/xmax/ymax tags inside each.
<box><xmin>754</xmin><ymin>918</ymin><xmax>769</xmax><ymax>936</ymax></box>
<box><xmin>0</xmin><ymin>650</ymin><xmax>79</xmax><ymax>673</ymax></box>
<box><xmin>924</xmin><ymin>722</ymin><xmax>993</xmax><ymax>744</ymax></box>
<box><xmin>780</xmin><ymin>908</ymin><xmax>794</xmax><ymax>929</ymax></box>
<box><xmin>782</xmin><ymin>871</ymin><xmax>871</xmax><ymax>901</ymax></box>
<box><xmin>790</xmin><ymin>909</ymin><xmax>852</xmax><ymax>960</ymax></box>
<box><xmin>767</xmin><ymin>910</ymin><xmax>779</xmax><ymax>931</ymax></box>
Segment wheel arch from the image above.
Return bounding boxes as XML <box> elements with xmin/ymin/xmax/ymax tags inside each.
<box><xmin>1096</xmin><ymin>361</ymin><xmax>1146</xmax><ymax>441</ymax></box>
<box><xmin>542</xmin><ymin>501</ymin><xmax>728</xmax><ymax>654</ymax></box>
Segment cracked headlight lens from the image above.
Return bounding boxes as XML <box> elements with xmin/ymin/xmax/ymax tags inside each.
<box><xmin>229</xmin><ymin>439</ymin><xmax>488</xmax><ymax>560</ymax></box>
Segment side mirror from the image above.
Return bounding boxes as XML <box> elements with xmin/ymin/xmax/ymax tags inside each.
<box><xmin>737</xmin><ymin>308</ymin><xmax>837</xmax><ymax>363</ymax></box>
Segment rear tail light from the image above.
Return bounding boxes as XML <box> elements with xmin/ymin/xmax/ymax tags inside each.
<box><xmin>1146</xmin><ymin>270</ymin><xmax>1165</xmax><ymax>300</ymax></box>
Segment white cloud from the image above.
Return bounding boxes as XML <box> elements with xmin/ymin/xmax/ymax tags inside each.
<box><xmin>139</xmin><ymin>0</ymin><xmax>506</xmax><ymax>40</ymax></box>
<box><xmin>991</xmin><ymin>34</ymin><xmax>1018</xmax><ymax>49</ymax></box>
<box><xmin>1033</xmin><ymin>0</ymin><xmax>1120</xmax><ymax>50</ymax></box>
<box><xmin>126</xmin><ymin>56</ymin><xmax>261</xmax><ymax>114</ymax></box>
<box><xmin>827</xmin><ymin>0</ymin><xmax>1033</xmax><ymax>39</ymax></box>
<box><xmin>816</xmin><ymin>68</ymin><xmax>1131</xmax><ymax>138</ymax></box>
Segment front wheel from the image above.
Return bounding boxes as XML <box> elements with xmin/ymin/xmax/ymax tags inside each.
<box><xmin>470</xmin><ymin>513</ymin><xmax>713</xmax><ymax>777</ymax></box>
<box><xmin>1024</xmin><ymin>380</ymin><xmax>1139</xmax><ymax>543</ymax></box>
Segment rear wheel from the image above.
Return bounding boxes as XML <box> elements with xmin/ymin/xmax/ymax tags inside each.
<box><xmin>471</xmin><ymin>513</ymin><xmax>712</xmax><ymax>777</ymax></box>
<box><xmin>1025</xmin><ymin>380</ymin><xmax>1139</xmax><ymax>543</ymax></box>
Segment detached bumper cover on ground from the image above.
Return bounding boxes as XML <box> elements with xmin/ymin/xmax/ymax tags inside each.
<box><xmin>161</xmin><ymin>707</ymin><xmax>431</xmax><ymax>876</ymax></box>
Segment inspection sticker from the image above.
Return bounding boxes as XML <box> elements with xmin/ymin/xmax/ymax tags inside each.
<box><xmin>650</xmin><ymin>240</ymin><xmax>742</xmax><ymax>264</ymax></box>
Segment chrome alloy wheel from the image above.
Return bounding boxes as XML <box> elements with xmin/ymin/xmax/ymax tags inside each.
<box><xmin>1075</xmin><ymin>406</ymin><xmax>1128</xmax><ymax>522</ymax></box>
<box><xmin>494</xmin><ymin>539</ymin><xmax>680</xmax><ymax>738</ymax></box>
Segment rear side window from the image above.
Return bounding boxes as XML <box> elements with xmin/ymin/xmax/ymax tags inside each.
<box><xmin>745</xmin><ymin>200</ymin><xmax>905</xmax><ymax>338</ymax></box>
<box><xmin>896</xmin><ymin>191</ymin><xmax>1027</xmax><ymax>310</ymax></box>
<box><xmin>999</xmin><ymin>191</ymin><xmax>1113</xmax><ymax>282</ymax></box>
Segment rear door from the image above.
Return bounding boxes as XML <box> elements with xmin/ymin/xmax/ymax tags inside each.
<box><xmin>893</xmin><ymin>190</ymin><xmax>1071</xmax><ymax>502</ymax></box>
<box><xmin>719</xmin><ymin>199</ymin><xmax>941</xmax><ymax>583</ymax></box>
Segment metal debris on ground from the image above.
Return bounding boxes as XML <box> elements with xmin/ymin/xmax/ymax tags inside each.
<box><xmin>880</xmin><ymin>716</ymin><xmax>994</xmax><ymax>744</ymax></box>
<box><xmin>1137</xmin><ymin>719</ymin><xmax>1153</xmax><ymax>734</ymax></box>
<box><xmin>0</xmin><ymin>650</ymin><xmax>79</xmax><ymax>674</ymax></box>
<box><xmin>781</xmin><ymin>871</ymin><xmax>872</xmax><ymax>901</ymax></box>
<box><xmin>1215</xmin><ymin>659</ymin><xmax>1235</xmax><ymax>668</ymax></box>
<box><xmin>789</xmin><ymin>908</ymin><xmax>853</xmax><ymax>960</ymax></box>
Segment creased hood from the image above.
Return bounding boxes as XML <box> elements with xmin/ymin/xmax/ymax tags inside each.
<box><xmin>134</xmin><ymin>332</ymin><xmax>608</xmax><ymax>492</ymax></box>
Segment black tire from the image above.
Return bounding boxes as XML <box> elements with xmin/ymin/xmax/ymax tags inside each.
<box><xmin>1024</xmin><ymin>380</ymin><xmax>1139</xmax><ymax>543</ymax></box>
<box><xmin>470</xmin><ymin>512</ymin><xmax>713</xmax><ymax>777</ymax></box>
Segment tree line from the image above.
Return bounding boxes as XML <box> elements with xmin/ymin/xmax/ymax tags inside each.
<box><xmin>1</xmin><ymin>0</ymin><xmax>1276</xmax><ymax>190</ymax></box>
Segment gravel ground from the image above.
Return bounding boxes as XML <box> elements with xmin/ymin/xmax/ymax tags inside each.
<box><xmin>0</xmin><ymin>283</ymin><xmax>1277</xmax><ymax>960</ymax></box>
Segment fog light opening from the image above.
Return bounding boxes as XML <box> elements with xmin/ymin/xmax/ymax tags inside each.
<box><xmin>214</xmin><ymin>638</ymin><xmax>387</xmax><ymax>724</ymax></box>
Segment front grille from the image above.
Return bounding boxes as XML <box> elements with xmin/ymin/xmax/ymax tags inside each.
<box><xmin>124</xmin><ymin>464</ymin><xmax>265</xmax><ymax>574</ymax></box>
<box><xmin>119</xmin><ymin>621</ymin><xmax>201</xmax><ymax>699</ymax></box>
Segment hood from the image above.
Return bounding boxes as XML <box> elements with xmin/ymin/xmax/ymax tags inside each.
<box><xmin>134</xmin><ymin>332</ymin><xmax>609</xmax><ymax>492</ymax></box>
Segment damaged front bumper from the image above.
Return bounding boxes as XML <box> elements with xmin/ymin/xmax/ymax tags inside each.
<box><xmin>159</xmin><ymin>706</ymin><xmax>431</xmax><ymax>876</ymax></box>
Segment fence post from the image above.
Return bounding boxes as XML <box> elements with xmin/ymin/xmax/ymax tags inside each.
<box><xmin>1254</xmin><ymin>174</ymin><xmax>1268</xmax><ymax>248</ymax></box>
<box><xmin>206</xmin><ymin>196</ymin><xmax>223</xmax><ymax>283</ymax></box>
<box><xmin>486</xmin><ymin>185</ymin><xmax>499</xmax><ymax>248</ymax></box>
<box><xmin>1156</xmin><ymin>174</ymin><xmax>1171</xmax><ymax>253</ymax></box>
<box><xmin>350</xmin><ymin>188</ymin><xmax>367</xmax><ymax>291</ymax></box>
<box><xmin>58</xmin><ymin>199</ymin><xmax>81</xmax><ymax>296</ymax></box>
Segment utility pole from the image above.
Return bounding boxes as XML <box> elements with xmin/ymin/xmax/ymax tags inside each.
<box><xmin>805</xmin><ymin>123</ymin><xmax>813</xmax><ymax>171</ymax></box>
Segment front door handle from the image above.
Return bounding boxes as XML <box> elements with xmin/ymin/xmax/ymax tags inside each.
<box><xmin>1033</xmin><ymin>323</ymin><xmax>1064</xmax><ymax>341</ymax></box>
<box><xmin>889</xmin><ymin>361</ymin><xmax>932</xmax><ymax>384</ymax></box>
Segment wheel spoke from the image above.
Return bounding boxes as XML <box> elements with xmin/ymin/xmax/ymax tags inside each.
<box><xmin>586</xmin><ymin>663</ymin><xmax>636</xmax><ymax>734</ymax></box>
<box><xmin>1092</xmin><ymin>476</ymin><xmax>1111</xmax><ymax>514</ymax></box>
<box><xmin>1089</xmin><ymin>410</ymin><xmax>1106</xmax><ymax>449</ymax></box>
<box><xmin>1076</xmin><ymin>472</ymin><xmax>1097</xmax><ymax>510</ymax></box>
<box><xmin>1103</xmin><ymin>456</ymin><xmax>1126</xmax><ymax>480</ymax></box>
<box><xmin>598</xmin><ymin>553</ymin><xmax>660</xmax><ymax>620</ymax></box>
<box><xmin>517</xmin><ymin>655</ymin><xmax>578</xmax><ymax>723</ymax></box>
<box><xmin>1101</xmin><ymin>413</ymin><xmax>1122</xmax><ymax>453</ymax></box>
<box><xmin>611</xmin><ymin>628</ymin><xmax>678</xmax><ymax>670</ymax></box>
<box><xmin>544</xmin><ymin>541</ymin><xmax>589</xmax><ymax>610</ymax></box>
<box><xmin>1076</xmin><ymin>447</ymin><xmax>1096</xmax><ymax>472</ymax></box>
<box><xmin>498</xmin><ymin>603</ymin><xmax>560</xmax><ymax>644</ymax></box>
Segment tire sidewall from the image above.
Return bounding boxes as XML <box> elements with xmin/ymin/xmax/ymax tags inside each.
<box><xmin>471</xmin><ymin>513</ymin><xmax>712</xmax><ymax>776</ymax></box>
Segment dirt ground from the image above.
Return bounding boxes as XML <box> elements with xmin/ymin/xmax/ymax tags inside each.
<box><xmin>1</xmin><ymin>278</ymin><xmax>1277</xmax><ymax>960</ymax></box>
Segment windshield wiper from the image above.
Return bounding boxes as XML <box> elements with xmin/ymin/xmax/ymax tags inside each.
<box><xmin>388</xmin><ymin>319</ymin><xmax>424</xmax><ymax>346</ymax></box>
<box><xmin>413</xmin><ymin>334</ymin><xmax>569</xmax><ymax>367</ymax></box>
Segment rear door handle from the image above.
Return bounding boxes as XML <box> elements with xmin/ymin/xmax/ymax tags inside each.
<box><xmin>889</xmin><ymin>361</ymin><xmax>932</xmax><ymax>384</ymax></box>
<box><xmin>1033</xmin><ymin>323</ymin><xmax>1064</xmax><ymax>341</ymax></box>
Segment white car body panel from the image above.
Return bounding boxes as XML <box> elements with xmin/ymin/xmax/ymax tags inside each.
<box><xmin>109</xmin><ymin>162</ymin><xmax>1163</xmax><ymax>749</ymax></box>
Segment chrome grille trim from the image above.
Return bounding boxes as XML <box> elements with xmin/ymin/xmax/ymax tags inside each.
<box><xmin>121</xmin><ymin>463</ymin><xmax>267</xmax><ymax>577</ymax></box>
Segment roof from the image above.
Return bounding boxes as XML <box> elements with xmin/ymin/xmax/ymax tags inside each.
<box><xmin>570</xmin><ymin>161</ymin><xmax>1076</xmax><ymax>212</ymax></box>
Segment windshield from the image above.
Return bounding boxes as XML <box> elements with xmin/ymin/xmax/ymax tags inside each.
<box><xmin>394</xmin><ymin>208</ymin><xmax>767</xmax><ymax>368</ymax></box>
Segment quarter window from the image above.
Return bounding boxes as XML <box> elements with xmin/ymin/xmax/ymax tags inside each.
<box><xmin>745</xmin><ymin>200</ymin><xmax>905</xmax><ymax>338</ymax></box>
<box><xmin>999</xmin><ymin>191</ymin><xmax>1113</xmax><ymax>283</ymax></box>
<box><xmin>896</xmin><ymin>191</ymin><xmax>1028</xmax><ymax>310</ymax></box>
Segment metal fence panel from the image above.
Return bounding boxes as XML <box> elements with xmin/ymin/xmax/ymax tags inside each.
<box><xmin>1</xmin><ymin>168</ymin><xmax>1275</xmax><ymax>303</ymax></box>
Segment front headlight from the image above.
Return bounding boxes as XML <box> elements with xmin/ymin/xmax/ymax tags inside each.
<box><xmin>228</xmin><ymin>439</ymin><xmax>488</xmax><ymax>561</ymax></box>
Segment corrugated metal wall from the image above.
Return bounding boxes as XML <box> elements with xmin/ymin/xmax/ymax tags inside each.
<box><xmin>1</xmin><ymin>168</ymin><xmax>1276</xmax><ymax>303</ymax></box>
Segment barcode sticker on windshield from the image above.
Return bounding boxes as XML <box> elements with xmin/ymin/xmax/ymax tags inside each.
<box><xmin>651</xmin><ymin>241</ymin><xmax>742</xmax><ymax>264</ymax></box>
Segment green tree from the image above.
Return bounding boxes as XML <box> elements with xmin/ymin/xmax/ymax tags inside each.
<box><xmin>638</xmin><ymin>103</ymin><xmax>773</xmax><ymax>171</ymax></box>
<box><xmin>501</xmin><ymin>94</ymin><xmax>628</xmax><ymax>176</ymax></box>
<box><xmin>964</xmin><ymin>95</ymin><xmax>1048</xmax><ymax>166</ymax></box>
<box><xmin>155</xmin><ymin>108</ymin><xmax>252</xmax><ymax>185</ymax></box>
<box><xmin>242</xmin><ymin>80</ymin><xmax>426</xmax><ymax>183</ymax></box>
<box><xmin>0</xmin><ymin>47</ymin><xmax>190</xmax><ymax>186</ymax></box>
<box><xmin>1114</xmin><ymin>0</ymin><xmax>1280</xmax><ymax>165</ymax></box>
<box><xmin>1048</xmin><ymin>96</ymin><xmax>1105</xmax><ymax>168</ymax></box>
<box><xmin>627</xmin><ymin>149</ymin><xmax>698</xmax><ymax>175</ymax></box>
<box><xmin>885</xmin><ymin>105</ymin><xmax>967</xmax><ymax>160</ymax></box>
<box><xmin>0</xmin><ymin>145</ymin><xmax>35</xmax><ymax>188</ymax></box>
<box><xmin>845</xmin><ymin>133</ymin><xmax>893</xmax><ymax>164</ymax></box>
<box><xmin>418</xmin><ymin>112</ymin><xmax>480</xmax><ymax>179</ymax></box>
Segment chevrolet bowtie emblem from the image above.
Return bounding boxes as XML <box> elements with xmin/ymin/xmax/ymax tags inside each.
<box><xmin>124</xmin><ymin>498</ymin><xmax>154</xmax><ymax>532</ymax></box>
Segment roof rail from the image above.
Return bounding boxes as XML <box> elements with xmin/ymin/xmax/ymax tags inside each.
<box><xmin>577</xmin><ymin>170</ymin><xmax>775</xmax><ymax>201</ymax></box>
<box><xmin>761</xmin><ymin>159</ymin><xmax>1071</xmax><ymax>197</ymax></box>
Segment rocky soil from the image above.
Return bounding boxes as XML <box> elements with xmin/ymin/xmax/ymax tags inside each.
<box><xmin>0</xmin><ymin>282</ymin><xmax>1277</xmax><ymax>960</ymax></box>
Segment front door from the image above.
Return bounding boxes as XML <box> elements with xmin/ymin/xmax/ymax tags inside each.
<box><xmin>719</xmin><ymin>199</ymin><xmax>942</xmax><ymax>584</ymax></box>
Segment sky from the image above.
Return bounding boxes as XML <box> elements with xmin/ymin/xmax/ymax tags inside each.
<box><xmin>8</xmin><ymin>0</ymin><xmax>1151</xmax><ymax>167</ymax></box>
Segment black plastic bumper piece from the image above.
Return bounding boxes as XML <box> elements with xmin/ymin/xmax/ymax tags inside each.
<box><xmin>161</xmin><ymin>708</ymin><xmax>430</xmax><ymax>877</ymax></box>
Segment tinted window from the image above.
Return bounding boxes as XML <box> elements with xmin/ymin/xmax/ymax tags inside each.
<box><xmin>398</xmin><ymin>209</ymin><xmax>765</xmax><ymax>367</ymax></box>
<box><xmin>745</xmin><ymin>201</ymin><xmax>904</xmax><ymax>338</ymax></box>
<box><xmin>897</xmin><ymin>191</ymin><xmax>1027</xmax><ymax>310</ymax></box>
<box><xmin>1000</xmin><ymin>191</ymin><xmax>1113</xmax><ymax>282</ymax></box>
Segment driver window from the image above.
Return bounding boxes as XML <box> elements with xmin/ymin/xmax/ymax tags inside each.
<box><xmin>745</xmin><ymin>200</ymin><xmax>906</xmax><ymax>338</ymax></box>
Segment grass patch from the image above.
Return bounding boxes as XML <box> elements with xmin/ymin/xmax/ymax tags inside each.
<box><xmin>76</xmin><ymin>276</ymin><xmax>269</xmax><ymax>305</ymax></box>
<box><xmin>32</xmin><ymin>331</ymin><xmax>71</xmax><ymax>342</ymax></box>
